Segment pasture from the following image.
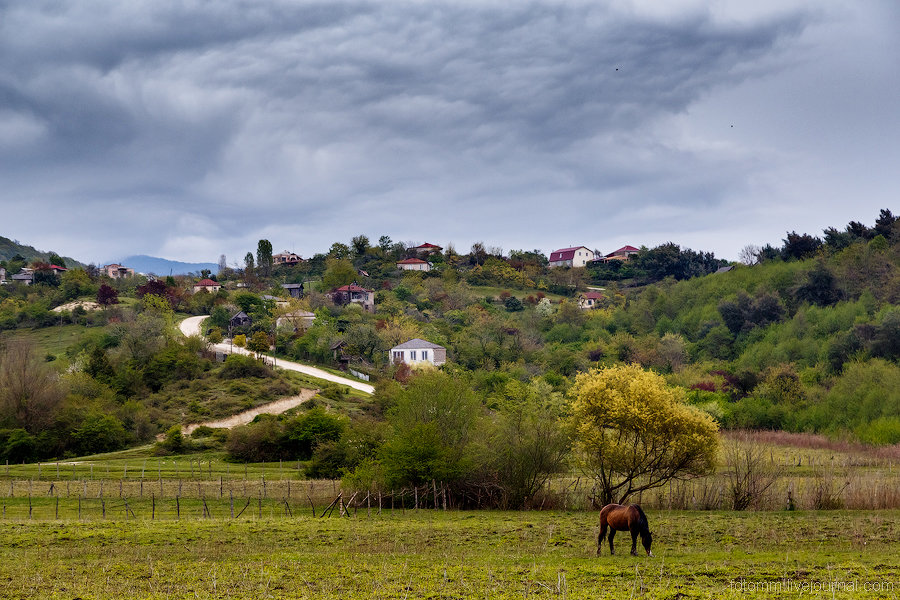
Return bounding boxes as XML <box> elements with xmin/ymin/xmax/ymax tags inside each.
<box><xmin>0</xmin><ymin>510</ymin><xmax>898</xmax><ymax>599</ymax></box>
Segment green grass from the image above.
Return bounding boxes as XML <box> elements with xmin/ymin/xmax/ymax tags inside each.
<box><xmin>468</xmin><ymin>284</ymin><xmax>570</xmax><ymax>302</ymax></box>
<box><xmin>6</xmin><ymin>324</ymin><xmax>96</xmax><ymax>370</ymax></box>
<box><xmin>0</xmin><ymin>451</ymin><xmax>312</xmax><ymax>483</ymax></box>
<box><xmin>0</xmin><ymin>510</ymin><xmax>897</xmax><ymax>598</ymax></box>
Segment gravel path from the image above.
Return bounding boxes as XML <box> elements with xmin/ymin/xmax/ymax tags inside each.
<box><xmin>182</xmin><ymin>389</ymin><xmax>317</xmax><ymax>435</ymax></box>
<box><xmin>179</xmin><ymin>315</ymin><xmax>374</xmax><ymax>394</ymax></box>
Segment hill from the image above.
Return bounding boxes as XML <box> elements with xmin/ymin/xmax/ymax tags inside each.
<box><xmin>116</xmin><ymin>254</ymin><xmax>219</xmax><ymax>276</ymax></box>
<box><xmin>0</xmin><ymin>235</ymin><xmax>82</xmax><ymax>267</ymax></box>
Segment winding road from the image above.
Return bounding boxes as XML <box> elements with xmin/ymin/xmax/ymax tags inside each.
<box><xmin>179</xmin><ymin>315</ymin><xmax>375</xmax><ymax>394</ymax></box>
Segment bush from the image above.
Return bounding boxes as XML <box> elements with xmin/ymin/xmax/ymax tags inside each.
<box><xmin>220</xmin><ymin>354</ymin><xmax>271</xmax><ymax>379</ymax></box>
<box><xmin>72</xmin><ymin>415</ymin><xmax>129</xmax><ymax>455</ymax></box>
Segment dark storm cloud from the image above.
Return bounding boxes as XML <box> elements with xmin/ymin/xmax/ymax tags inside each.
<box><xmin>3</xmin><ymin>1</ymin><xmax>888</xmax><ymax>262</ymax></box>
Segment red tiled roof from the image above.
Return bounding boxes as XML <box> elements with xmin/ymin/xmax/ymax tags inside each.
<box><xmin>397</xmin><ymin>258</ymin><xmax>429</xmax><ymax>264</ymax></box>
<box><xmin>49</xmin><ymin>265</ymin><xmax>68</xmax><ymax>271</ymax></box>
<box><xmin>196</xmin><ymin>279</ymin><xmax>219</xmax><ymax>286</ymax></box>
<box><xmin>605</xmin><ymin>245</ymin><xmax>640</xmax><ymax>257</ymax></box>
<box><xmin>415</xmin><ymin>243</ymin><xmax>442</xmax><ymax>249</ymax></box>
<box><xmin>334</xmin><ymin>284</ymin><xmax>372</xmax><ymax>293</ymax></box>
<box><xmin>549</xmin><ymin>246</ymin><xmax>591</xmax><ymax>262</ymax></box>
<box><xmin>582</xmin><ymin>291</ymin><xmax>605</xmax><ymax>300</ymax></box>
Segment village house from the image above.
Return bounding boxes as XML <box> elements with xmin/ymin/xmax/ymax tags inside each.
<box><xmin>413</xmin><ymin>242</ymin><xmax>442</xmax><ymax>256</ymax></box>
<box><xmin>273</xmin><ymin>251</ymin><xmax>302</xmax><ymax>265</ymax></box>
<box><xmin>281</xmin><ymin>283</ymin><xmax>304</xmax><ymax>299</ymax></box>
<box><xmin>276</xmin><ymin>310</ymin><xmax>316</xmax><ymax>331</ymax></box>
<box><xmin>261</xmin><ymin>294</ymin><xmax>290</xmax><ymax>309</ymax></box>
<box><xmin>0</xmin><ymin>267</ymin><xmax>5</xmax><ymax>285</ymax></box>
<box><xmin>102</xmin><ymin>263</ymin><xmax>135</xmax><ymax>278</ymax></box>
<box><xmin>549</xmin><ymin>246</ymin><xmax>595</xmax><ymax>268</ymax></box>
<box><xmin>229</xmin><ymin>311</ymin><xmax>252</xmax><ymax>330</ymax></box>
<box><xmin>327</xmin><ymin>283</ymin><xmax>375</xmax><ymax>313</ymax></box>
<box><xmin>11</xmin><ymin>268</ymin><xmax>33</xmax><ymax>285</ymax></box>
<box><xmin>389</xmin><ymin>339</ymin><xmax>447</xmax><ymax>366</ymax></box>
<box><xmin>192</xmin><ymin>278</ymin><xmax>221</xmax><ymax>293</ymax></box>
<box><xmin>578</xmin><ymin>291</ymin><xmax>605</xmax><ymax>310</ymax></box>
<box><xmin>602</xmin><ymin>245</ymin><xmax>640</xmax><ymax>261</ymax></box>
<box><xmin>397</xmin><ymin>257</ymin><xmax>431</xmax><ymax>272</ymax></box>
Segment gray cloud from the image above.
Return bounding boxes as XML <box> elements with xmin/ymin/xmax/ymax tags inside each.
<box><xmin>0</xmin><ymin>1</ymin><xmax>895</xmax><ymax>263</ymax></box>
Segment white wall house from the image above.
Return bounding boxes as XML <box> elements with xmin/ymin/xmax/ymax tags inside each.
<box><xmin>389</xmin><ymin>339</ymin><xmax>447</xmax><ymax>366</ymax></box>
<box><xmin>549</xmin><ymin>246</ymin><xmax>595</xmax><ymax>268</ymax></box>
<box><xmin>397</xmin><ymin>258</ymin><xmax>432</xmax><ymax>271</ymax></box>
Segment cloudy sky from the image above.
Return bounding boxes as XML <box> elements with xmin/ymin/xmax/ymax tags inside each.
<box><xmin>1</xmin><ymin>0</ymin><xmax>897</xmax><ymax>265</ymax></box>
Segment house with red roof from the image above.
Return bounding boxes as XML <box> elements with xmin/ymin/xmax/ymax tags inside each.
<box><xmin>327</xmin><ymin>283</ymin><xmax>375</xmax><ymax>312</ymax></box>
<box><xmin>397</xmin><ymin>257</ymin><xmax>432</xmax><ymax>272</ymax></box>
<box><xmin>603</xmin><ymin>245</ymin><xmax>640</xmax><ymax>261</ymax></box>
<box><xmin>413</xmin><ymin>242</ymin><xmax>442</xmax><ymax>256</ymax></box>
<box><xmin>548</xmin><ymin>246</ymin><xmax>596</xmax><ymax>268</ymax></box>
<box><xmin>192</xmin><ymin>278</ymin><xmax>222</xmax><ymax>293</ymax></box>
<box><xmin>578</xmin><ymin>290</ymin><xmax>605</xmax><ymax>310</ymax></box>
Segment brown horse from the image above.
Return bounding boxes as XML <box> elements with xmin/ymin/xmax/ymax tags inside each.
<box><xmin>597</xmin><ymin>504</ymin><xmax>653</xmax><ymax>556</ymax></box>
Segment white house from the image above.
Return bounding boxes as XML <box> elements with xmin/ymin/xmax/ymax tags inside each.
<box><xmin>578</xmin><ymin>291</ymin><xmax>605</xmax><ymax>310</ymax></box>
<box><xmin>549</xmin><ymin>246</ymin><xmax>595</xmax><ymax>268</ymax></box>
<box><xmin>192</xmin><ymin>278</ymin><xmax>221</xmax><ymax>293</ymax></box>
<box><xmin>389</xmin><ymin>339</ymin><xmax>447</xmax><ymax>366</ymax></box>
<box><xmin>397</xmin><ymin>257</ymin><xmax>431</xmax><ymax>272</ymax></box>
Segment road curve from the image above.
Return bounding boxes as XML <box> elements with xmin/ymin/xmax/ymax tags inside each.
<box><xmin>179</xmin><ymin>315</ymin><xmax>375</xmax><ymax>394</ymax></box>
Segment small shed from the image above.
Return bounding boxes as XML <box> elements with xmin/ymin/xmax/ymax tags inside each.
<box><xmin>281</xmin><ymin>283</ymin><xmax>304</xmax><ymax>299</ymax></box>
<box><xmin>230</xmin><ymin>311</ymin><xmax>252</xmax><ymax>329</ymax></box>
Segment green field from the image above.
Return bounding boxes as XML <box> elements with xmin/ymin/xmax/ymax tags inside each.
<box><xmin>0</xmin><ymin>510</ymin><xmax>898</xmax><ymax>598</ymax></box>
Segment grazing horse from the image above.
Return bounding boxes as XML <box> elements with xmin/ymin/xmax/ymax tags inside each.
<box><xmin>597</xmin><ymin>503</ymin><xmax>653</xmax><ymax>556</ymax></box>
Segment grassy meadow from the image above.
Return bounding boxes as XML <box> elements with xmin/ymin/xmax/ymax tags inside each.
<box><xmin>0</xmin><ymin>510</ymin><xmax>898</xmax><ymax>599</ymax></box>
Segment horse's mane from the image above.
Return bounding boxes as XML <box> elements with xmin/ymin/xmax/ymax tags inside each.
<box><xmin>632</xmin><ymin>504</ymin><xmax>649</xmax><ymax>532</ymax></box>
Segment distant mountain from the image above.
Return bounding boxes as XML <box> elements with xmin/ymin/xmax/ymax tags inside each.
<box><xmin>117</xmin><ymin>255</ymin><xmax>219</xmax><ymax>276</ymax></box>
<box><xmin>0</xmin><ymin>235</ymin><xmax>83</xmax><ymax>267</ymax></box>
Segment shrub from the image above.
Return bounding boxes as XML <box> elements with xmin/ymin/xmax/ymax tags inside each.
<box><xmin>220</xmin><ymin>354</ymin><xmax>271</xmax><ymax>379</ymax></box>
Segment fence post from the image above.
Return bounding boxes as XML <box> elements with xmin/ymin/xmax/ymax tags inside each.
<box><xmin>152</xmin><ymin>494</ymin><xmax>155</xmax><ymax>520</ymax></box>
<box><xmin>176</xmin><ymin>496</ymin><xmax>180</xmax><ymax>519</ymax></box>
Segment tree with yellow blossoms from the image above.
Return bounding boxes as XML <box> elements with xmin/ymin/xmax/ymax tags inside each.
<box><xmin>568</xmin><ymin>364</ymin><xmax>719</xmax><ymax>505</ymax></box>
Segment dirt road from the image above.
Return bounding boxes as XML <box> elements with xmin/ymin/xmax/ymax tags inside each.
<box><xmin>179</xmin><ymin>315</ymin><xmax>374</xmax><ymax>394</ymax></box>
<box><xmin>181</xmin><ymin>389</ymin><xmax>317</xmax><ymax>435</ymax></box>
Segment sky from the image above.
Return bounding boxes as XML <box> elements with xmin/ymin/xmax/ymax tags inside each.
<box><xmin>1</xmin><ymin>0</ymin><xmax>898</xmax><ymax>266</ymax></box>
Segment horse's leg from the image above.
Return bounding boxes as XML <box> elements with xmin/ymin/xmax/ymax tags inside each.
<box><xmin>597</xmin><ymin>522</ymin><xmax>607</xmax><ymax>555</ymax></box>
<box><xmin>608</xmin><ymin>530</ymin><xmax>616</xmax><ymax>555</ymax></box>
<box><xmin>630</xmin><ymin>529</ymin><xmax>638</xmax><ymax>556</ymax></box>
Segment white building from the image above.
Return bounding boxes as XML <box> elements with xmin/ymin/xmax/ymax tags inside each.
<box><xmin>389</xmin><ymin>339</ymin><xmax>447</xmax><ymax>366</ymax></box>
<box><xmin>397</xmin><ymin>257</ymin><xmax>432</xmax><ymax>271</ymax></box>
<box><xmin>548</xmin><ymin>246</ymin><xmax>595</xmax><ymax>268</ymax></box>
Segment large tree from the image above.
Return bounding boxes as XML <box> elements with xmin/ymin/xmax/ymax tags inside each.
<box><xmin>256</xmin><ymin>239</ymin><xmax>273</xmax><ymax>278</ymax></box>
<box><xmin>0</xmin><ymin>339</ymin><xmax>64</xmax><ymax>432</ymax></box>
<box><xmin>568</xmin><ymin>364</ymin><xmax>718</xmax><ymax>505</ymax></box>
<box><xmin>379</xmin><ymin>371</ymin><xmax>482</xmax><ymax>488</ymax></box>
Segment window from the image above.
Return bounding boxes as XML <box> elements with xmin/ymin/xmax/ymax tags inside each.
<box><xmin>410</xmin><ymin>351</ymin><xmax>417</xmax><ymax>360</ymax></box>
<box><xmin>422</xmin><ymin>351</ymin><xmax>428</xmax><ymax>361</ymax></box>
<box><xmin>393</xmin><ymin>351</ymin><xmax>403</xmax><ymax>361</ymax></box>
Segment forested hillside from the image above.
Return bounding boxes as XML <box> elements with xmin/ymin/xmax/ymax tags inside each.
<box><xmin>1</xmin><ymin>210</ymin><xmax>899</xmax><ymax>506</ymax></box>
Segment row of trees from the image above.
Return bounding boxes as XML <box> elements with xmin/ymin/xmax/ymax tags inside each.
<box><xmin>224</xmin><ymin>366</ymin><xmax>718</xmax><ymax>508</ymax></box>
